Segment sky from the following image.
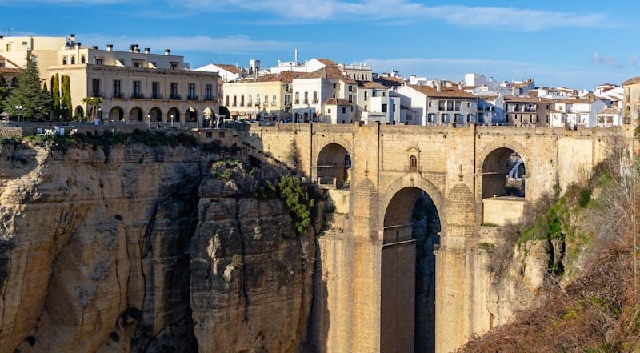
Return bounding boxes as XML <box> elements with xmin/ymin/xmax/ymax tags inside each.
<box><xmin>1</xmin><ymin>0</ymin><xmax>639</xmax><ymax>90</ymax></box>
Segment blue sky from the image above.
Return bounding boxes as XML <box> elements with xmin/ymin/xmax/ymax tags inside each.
<box><xmin>1</xmin><ymin>0</ymin><xmax>639</xmax><ymax>90</ymax></box>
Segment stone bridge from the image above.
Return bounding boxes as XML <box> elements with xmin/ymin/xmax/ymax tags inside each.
<box><xmin>230</xmin><ymin>123</ymin><xmax>630</xmax><ymax>353</ymax></box>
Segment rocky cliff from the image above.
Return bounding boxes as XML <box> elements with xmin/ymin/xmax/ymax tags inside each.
<box><xmin>0</xmin><ymin>139</ymin><xmax>315</xmax><ymax>353</ymax></box>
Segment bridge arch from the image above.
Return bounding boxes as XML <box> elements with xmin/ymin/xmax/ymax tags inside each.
<box><xmin>380</xmin><ymin>175</ymin><xmax>444</xmax><ymax>353</ymax></box>
<box><xmin>478</xmin><ymin>139</ymin><xmax>528</xmax><ymax>199</ymax></box>
<box><xmin>314</xmin><ymin>139</ymin><xmax>353</xmax><ymax>188</ymax></box>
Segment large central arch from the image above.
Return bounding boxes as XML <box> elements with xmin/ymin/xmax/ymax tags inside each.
<box><xmin>381</xmin><ymin>179</ymin><xmax>442</xmax><ymax>353</ymax></box>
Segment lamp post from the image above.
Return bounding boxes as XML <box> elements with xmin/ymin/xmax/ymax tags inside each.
<box><xmin>98</xmin><ymin>106</ymin><xmax>103</xmax><ymax>123</ymax></box>
<box><xmin>170</xmin><ymin>114</ymin><xmax>175</xmax><ymax>128</ymax></box>
<box><xmin>147</xmin><ymin>114</ymin><xmax>151</xmax><ymax>129</ymax></box>
<box><xmin>15</xmin><ymin>105</ymin><xmax>22</xmax><ymax>122</ymax></box>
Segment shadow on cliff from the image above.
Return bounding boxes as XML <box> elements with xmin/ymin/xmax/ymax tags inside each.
<box><xmin>0</xmin><ymin>140</ymin><xmax>40</xmax><ymax>181</ymax></box>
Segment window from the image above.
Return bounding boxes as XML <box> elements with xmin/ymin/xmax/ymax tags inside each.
<box><xmin>188</xmin><ymin>83</ymin><xmax>195</xmax><ymax>99</ymax></box>
<box><xmin>382</xmin><ymin>103</ymin><xmax>387</xmax><ymax>113</ymax></box>
<box><xmin>205</xmin><ymin>84</ymin><xmax>212</xmax><ymax>101</ymax></box>
<box><xmin>348</xmin><ymin>95</ymin><xmax>353</xmax><ymax>103</ymax></box>
<box><xmin>348</xmin><ymin>85</ymin><xmax>353</xmax><ymax>92</ymax></box>
<box><xmin>81</xmin><ymin>55</ymin><xmax>86</xmax><ymax>64</ymax></box>
<box><xmin>364</xmin><ymin>91</ymin><xmax>368</xmax><ymax>100</ymax></box>
<box><xmin>248</xmin><ymin>94</ymin><xmax>253</xmax><ymax>105</ymax></box>
<box><xmin>170</xmin><ymin>83</ymin><xmax>178</xmax><ymax>99</ymax></box>
<box><xmin>294</xmin><ymin>92</ymin><xmax>299</xmax><ymax>104</ymax></box>
<box><xmin>95</xmin><ymin>58</ymin><xmax>103</xmax><ymax>65</ymax></box>
<box><xmin>240</xmin><ymin>95</ymin><xmax>245</xmax><ymax>107</ymax></box>
<box><xmin>70</xmin><ymin>56</ymin><xmax>75</xmax><ymax>65</ymax></box>
<box><xmin>92</xmin><ymin>79</ymin><xmax>100</xmax><ymax>97</ymax></box>
<box><xmin>170</xmin><ymin>62</ymin><xmax>178</xmax><ymax>70</ymax></box>
<box><xmin>342</xmin><ymin>107</ymin><xmax>347</xmax><ymax>114</ymax></box>
<box><xmin>152</xmin><ymin>82</ymin><xmax>160</xmax><ymax>99</ymax></box>
<box><xmin>233</xmin><ymin>95</ymin><xmax>237</xmax><ymax>107</ymax></box>
<box><xmin>225</xmin><ymin>95</ymin><xmax>230</xmax><ymax>106</ymax></box>
<box><xmin>304</xmin><ymin>91</ymin><xmax>308</xmax><ymax>104</ymax></box>
<box><xmin>328</xmin><ymin>108</ymin><xmax>331</xmax><ymax>113</ymax></box>
<box><xmin>409</xmin><ymin>155</ymin><xmax>418</xmax><ymax>172</ymax></box>
<box><xmin>62</xmin><ymin>56</ymin><xmax>67</xmax><ymax>65</ymax></box>
<box><xmin>256</xmin><ymin>95</ymin><xmax>261</xmax><ymax>105</ymax></box>
<box><xmin>313</xmin><ymin>91</ymin><xmax>318</xmax><ymax>104</ymax></box>
<box><xmin>113</xmin><ymin>79</ymin><xmax>121</xmax><ymax>98</ymax></box>
<box><xmin>272</xmin><ymin>94</ymin><xmax>277</xmax><ymax>105</ymax></box>
<box><xmin>133</xmin><ymin>81</ymin><xmax>141</xmax><ymax>98</ymax></box>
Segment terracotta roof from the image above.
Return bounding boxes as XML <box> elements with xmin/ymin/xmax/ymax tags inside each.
<box><xmin>409</xmin><ymin>85</ymin><xmax>476</xmax><ymax>99</ymax></box>
<box><xmin>359</xmin><ymin>81</ymin><xmax>386</xmax><ymax>89</ymax></box>
<box><xmin>325</xmin><ymin>98</ymin><xmax>351</xmax><ymax>106</ymax></box>
<box><xmin>316</xmin><ymin>59</ymin><xmax>338</xmax><ymax>67</ymax></box>
<box><xmin>209</xmin><ymin>64</ymin><xmax>245</xmax><ymax>74</ymax></box>
<box><xmin>622</xmin><ymin>76</ymin><xmax>640</xmax><ymax>86</ymax></box>
<box><xmin>297</xmin><ymin>66</ymin><xmax>355</xmax><ymax>83</ymax></box>
<box><xmin>374</xmin><ymin>76</ymin><xmax>406</xmax><ymax>87</ymax></box>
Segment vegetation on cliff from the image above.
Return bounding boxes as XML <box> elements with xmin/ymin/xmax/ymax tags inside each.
<box><xmin>463</xmin><ymin>147</ymin><xmax>640</xmax><ymax>352</ymax></box>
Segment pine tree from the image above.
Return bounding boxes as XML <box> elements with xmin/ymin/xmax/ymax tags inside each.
<box><xmin>2</xmin><ymin>55</ymin><xmax>52</xmax><ymax>121</ymax></box>
<box><xmin>61</xmin><ymin>75</ymin><xmax>72</xmax><ymax>120</ymax></box>
<box><xmin>51</xmin><ymin>73</ymin><xmax>60</xmax><ymax>119</ymax></box>
<box><xmin>0</xmin><ymin>75</ymin><xmax>7</xmax><ymax>104</ymax></box>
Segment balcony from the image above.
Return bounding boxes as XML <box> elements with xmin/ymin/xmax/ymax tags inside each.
<box><xmin>169</xmin><ymin>94</ymin><xmax>182</xmax><ymax>100</ymax></box>
<box><xmin>112</xmin><ymin>92</ymin><xmax>126</xmax><ymax>99</ymax></box>
<box><xmin>130</xmin><ymin>93</ymin><xmax>145</xmax><ymax>99</ymax></box>
<box><xmin>187</xmin><ymin>95</ymin><xmax>199</xmax><ymax>101</ymax></box>
<box><xmin>151</xmin><ymin>94</ymin><xmax>164</xmax><ymax>100</ymax></box>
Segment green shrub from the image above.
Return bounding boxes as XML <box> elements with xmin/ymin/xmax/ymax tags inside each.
<box><xmin>278</xmin><ymin>175</ymin><xmax>314</xmax><ymax>234</ymax></box>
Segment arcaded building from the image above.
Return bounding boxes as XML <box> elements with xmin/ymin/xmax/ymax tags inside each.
<box><xmin>1</xmin><ymin>35</ymin><xmax>219</xmax><ymax>126</ymax></box>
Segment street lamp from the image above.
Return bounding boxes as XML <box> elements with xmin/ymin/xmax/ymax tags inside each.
<box><xmin>170</xmin><ymin>114</ymin><xmax>175</xmax><ymax>128</ymax></box>
<box><xmin>98</xmin><ymin>106</ymin><xmax>103</xmax><ymax>122</ymax></box>
<box><xmin>15</xmin><ymin>105</ymin><xmax>22</xmax><ymax>122</ymax></box>
<box><xmin>147</xmin><ymin>114</ymin><xmax>151</xmax><ymax>129</ymax></box>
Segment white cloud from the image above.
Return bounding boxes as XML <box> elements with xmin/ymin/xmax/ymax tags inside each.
<box><xmin>177</xmin><ymin>0</ymin><xmax>608</xmax><ymax>30</ymax></box>
<box><xmin>79</xmin><ymin>34</ymin><xmax>297</xmax><ymax>55</ymax></box>
<box><xmin>593</xmin><ymin>51</ymin><xmax>624</xmax><ymax>69</ymax></box>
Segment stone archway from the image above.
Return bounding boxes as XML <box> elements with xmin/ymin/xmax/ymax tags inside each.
<box><xmin>381</xmin><ymin>186</ymin><xmax>441</xmax><ymax>353</ymax></box>
<box><xmin>130</xmin><ymin>107</ymin><xmax>143</xmax><ymax>122</ymax></box>
<box><xmin>150</xmin><ymin>107</ymin><xmax>163</xmax><ymax>122</ymax></box>
<box><xmin>316</xmin><ymin>143</ymin><xmax>351</xmax><ymax>188</ymax></box>
<box><xmin>168</xmin><ymin>107</ymin><xmax>180</xmax><ymax>126</ymax></box>
<box><xmin>109</xmin><ymin>107</ymin><xmax>124</xmax><ymax>122</ymax></box>
<box><xmin>481</xmin><ymin>147</ymin><xmax>526</xmax><ymax>198</ymax></box>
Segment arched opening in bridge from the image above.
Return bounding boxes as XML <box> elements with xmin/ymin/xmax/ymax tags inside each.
<box><xmin>381</xmin><ymin>187</ymin><xmax>441</xmax><ymax>353</ymax></box>
<box><xmin>316</xmin><ymin>143</ymin><xmax>350</xmax><ymax>189</ymax></box>
<box><xmin>482</xmin><ymin>148</ymin><xmax>526</xmax><ymax>198</ymax></box>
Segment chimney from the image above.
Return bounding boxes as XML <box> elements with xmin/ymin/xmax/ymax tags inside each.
<box><xmin>144</xmin><ymin>47</ymin><xmax>150</xmax><ymax>54</ymax></box>
<box><xmin>165</xmin><ymin>49</ymin><xmax>171</xmax><ymax>55</ymax></box>
<box><xmin>92</xmin><ymin>46</ymin><xmax>98</xmax><ymax>50</ymax></box>
<box><xmin>129</xmin><ymin>44</ymin><xmax>135</xmax><ymax>52</ymax></box>
<box><xmin>106</xmin><ymin>44</ymin><xmax>113</xmax><ymax>51</ymax></box>
<box><xmin>69</xmin><ymin>34</ymin><xmax>76</xmax><ymax>42</ymax></box>
<box><xmin>133</xmin><ymin>44</ymin><xmax>139</xmax><ymax>53</ymax></box>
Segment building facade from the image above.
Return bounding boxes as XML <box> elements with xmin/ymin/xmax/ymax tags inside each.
<box><xmin>1</xmin><ymin>35</ymin><xmax>219</xmax><ymax>126</ymax></box>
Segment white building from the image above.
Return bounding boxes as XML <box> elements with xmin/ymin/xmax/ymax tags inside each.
<box><xmin>396</xmin><ymin>84</ymin><xmax>478</xmax><ymax>126</ymax></box>
<box><xmin>194</xmin><ymin>63</ymin><xmax>246</xmax><ymax>82</ymax></box>
<box><xmin>549</xmin><ymin>99</ymin><xmax>608</xmax><ymax>128</ymax></box>
<box><xmin>291</xmin><ymin>66</ymin><xmax>357</xmax><ymax>123</ymax></box>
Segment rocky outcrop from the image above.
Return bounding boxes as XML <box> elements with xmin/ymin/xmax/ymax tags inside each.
<box><xmin>0</xmin><ymin>141</ymin><xmax>314</xmax><ymax>353</ymax></box>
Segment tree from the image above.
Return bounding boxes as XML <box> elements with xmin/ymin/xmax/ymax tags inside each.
<box><xmin>2</xmin><ymin>56</ymin><xmax>52</xmax><ymax>121</ymax></box>
<box><xmin>61</xmin><ymin>75</ymin><xmax>71</xmax><ymax>120</ymax></box>
<box><xmin>82</xmin><ymin>96</ymin><xmax>102</xmax><ymax>121</ymax></box>
<box><xmin>0</xmin><ymin>75</ymin><xmax>7</xmax><ymax>105</ymax></box>
<box><xmin>51</xmin><ymin>73</ymin><xmax>60</xmax><ymax>119</ymax></box>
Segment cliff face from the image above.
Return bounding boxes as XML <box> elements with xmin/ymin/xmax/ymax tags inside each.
<box><xmin>0</xmin><ymin>141</ymin><xmax>314</xmax><ymax>353</ymax></box>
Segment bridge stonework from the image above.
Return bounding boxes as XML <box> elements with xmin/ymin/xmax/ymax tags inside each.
<box><xmin>238</xmin><ymin>123</ymin><xmax>631</xmax><ymax>353</ymax></box>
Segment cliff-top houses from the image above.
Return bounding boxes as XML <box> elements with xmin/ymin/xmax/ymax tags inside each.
<box><xmin>0</xmin><ymin>34</ymin><xmax>629</xmax><ymax>129</ymax></box>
